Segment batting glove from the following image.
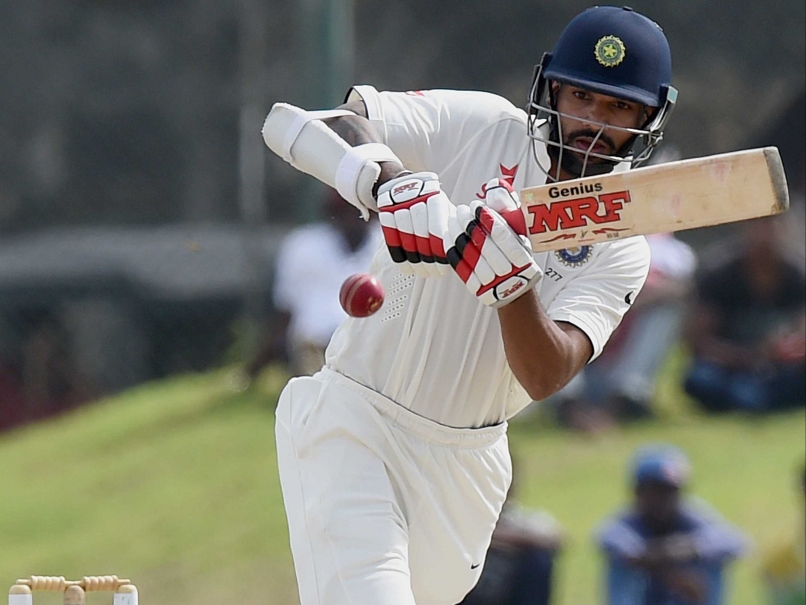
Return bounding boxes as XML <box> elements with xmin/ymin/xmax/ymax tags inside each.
<box><xmin>447</xmin><ymin>178</ymin><xmax>542</xmax><ymax>308</ymax></box>
<box><xmin>376</xmin><ymin>172</ymin><xmax>454</xmax><ymax>277</ymax></box>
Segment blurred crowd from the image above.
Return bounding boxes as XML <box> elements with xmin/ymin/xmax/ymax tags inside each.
<box><xmin>0</xmin><ymin>309</ymin><xmax>97</xmax><ymax>430</ymax></box>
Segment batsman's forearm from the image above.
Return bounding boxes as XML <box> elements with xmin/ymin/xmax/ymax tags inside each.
<box><xmin>497</xmin><ymin>292</ymin><xmax>587</xmax><ymax>401</ymax></box>
<box><xmin>324</xmin><ymin>113</ymin><xmax>379</xmax><ymax>147</ymax></box>
<box><xmin>324</xmin><ymin>105</ymin><xmax>409</xmax><ymax>189</ymax></box>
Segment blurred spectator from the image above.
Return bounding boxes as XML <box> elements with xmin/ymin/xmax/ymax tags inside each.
<box><xmin>460</xmin><ymin>464</ymin><xmax>565</xmax><ymax>605</ymax></box>
<box><xmin>555</xmin><ymin>233</ymin><xmax>697</xmax><ymax>432</ymax></box>
<box><xmin>683</xmin><ymin>216</ymin><xmax>806</xmax><ymax>414</ymax></box>
<box><xmin>595</xmin><ymin>444</ymin><xmax>747</xmax><ymax>605</ymax></box>
<box><xmin>21</xmin><ymin>311</ymin><xmax>96</xmax><ymax>415</ymax></box>
<box><xmin>0</xmin><ymin>309</ymin><xmax>96</xmax><ymax>432</ymax></box>
<box><xmin>761</xmin><ymin>463</ymin><xmax>805</xmax><ymax>605</ymax></box>
<box><xmin>0</xmin><ymin>351</ymin><xmax>26</xmax><ymax>430</ymax></box>
<box><xmin>246</xmin><ymin>189</ymin><xmax>381</xmax><ymax>378</ymax></box>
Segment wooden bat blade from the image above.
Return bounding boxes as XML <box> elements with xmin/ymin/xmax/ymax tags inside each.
<box><xmin>519</xmin><ymin>147</ymin><xmax>789</xmax><ymax>252</ymax></box>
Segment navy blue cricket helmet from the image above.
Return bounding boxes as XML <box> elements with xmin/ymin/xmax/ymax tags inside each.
<box><xmin>527</xmin><ymin>6</ymin><xmax>678</xmax><ymax>178</ymax></box>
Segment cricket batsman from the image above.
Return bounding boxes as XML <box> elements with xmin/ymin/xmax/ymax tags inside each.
<box><xmin>263</xmin><ymin>6</ymin><xmax>678</xmax><ymax>603</ymax></box>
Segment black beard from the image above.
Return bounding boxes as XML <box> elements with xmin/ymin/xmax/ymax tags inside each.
<box><xmin>547</xmin><ymin>119</ymin><xmax>633</xmax><ymax>178</ymax></box>
<box><xmin>546</xmin><ymin>142</ymin><xmax>618</xmax><ymax>178</ymax></box>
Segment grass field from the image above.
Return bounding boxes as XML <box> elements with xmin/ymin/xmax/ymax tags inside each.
<box><xmin>0</xmin><ymin>362</ymin><xmax>803</xmax><ymax>604</ymax></box>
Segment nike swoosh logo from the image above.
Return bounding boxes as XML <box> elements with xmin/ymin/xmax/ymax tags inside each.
<box><xmin>625</xmin><ymin>291</ymin><xmax>633</xmax><ymax>305</ymax></box>
<box><xmin>470</xmin><ymin>563</ymin><xmax>481</xmax><ymax>569</ymax></box>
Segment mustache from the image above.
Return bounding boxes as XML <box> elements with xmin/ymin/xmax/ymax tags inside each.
<box><xmin>565</xmin><ymin>129</ymin><xmax>617</xmax><ymax>153</ymax></box>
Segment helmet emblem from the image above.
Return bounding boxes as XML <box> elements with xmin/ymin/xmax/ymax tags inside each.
<box><xmin>595</xmin><ymin>35</ymin><xmax>626</xmax><ymax>67</ymax></box>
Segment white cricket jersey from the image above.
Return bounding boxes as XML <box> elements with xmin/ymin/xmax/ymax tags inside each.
<box><xmin>325</xmin><ymin>86</ymin><xmax>650</xmax><ymax>428</ymax></box>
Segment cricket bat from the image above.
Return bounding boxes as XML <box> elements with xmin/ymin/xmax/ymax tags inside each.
<box><xmin>519</xmin><ymin>147</ymin><xmax>789</xmax><ymax>252</ymax></box>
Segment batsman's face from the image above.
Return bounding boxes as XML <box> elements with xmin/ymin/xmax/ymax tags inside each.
<box><xmin>553</xmin><ymin>84</ymin><xmax>647</xmax><ymax>162</ymax></box>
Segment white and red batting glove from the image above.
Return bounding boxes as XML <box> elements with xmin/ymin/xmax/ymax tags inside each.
<box><xmin>447</xmin><ymin>179</ymin><xmax>542</xmax><ymax>308</ymax></box>
<box><xmin>376</xmin><ymin>172</ymin><xmax>454</xmax><ymax>277</ymax></box>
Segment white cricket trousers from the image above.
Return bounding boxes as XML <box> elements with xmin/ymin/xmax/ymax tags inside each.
<box><xmin>275</xmin><ymin>367</ymin><xmax>512</xmax><ymax>605</ymax></box>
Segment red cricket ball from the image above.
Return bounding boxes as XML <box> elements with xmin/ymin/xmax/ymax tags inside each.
<box><xmin>339</xmin><ymin>273</ymin><xmax>385</xmax><ymax>318</ymax></box>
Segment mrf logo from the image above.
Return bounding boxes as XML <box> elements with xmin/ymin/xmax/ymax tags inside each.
<box><xmin>392</xmin><ymin>181</ymin><xmax>420</xmax><ymax>197</ymax></box>
<box><xmin>527</xmin><ymin>188</ymin><xmax>631</xmax><ymax>234</ymax></box>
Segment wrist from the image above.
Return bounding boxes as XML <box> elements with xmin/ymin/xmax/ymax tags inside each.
<box><xmin>373</xmin><ymin>163</ymin><xmax>412</xmax><ymax>197</ymax></box>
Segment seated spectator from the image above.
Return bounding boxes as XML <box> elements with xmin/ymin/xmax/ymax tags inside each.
<box><xmin>761</xmin><ymin>464</ymin><xmax>805</xmax><ymax>605</ymax></box>
<box><xmin>555</xmin><ymin>233</ymin><xmax>697</xmax><ymax>432</ymax></box>
<box><xmin>0</xmin><ymin>357</ymin><xmax>26</xmax><ymax>431</ymax></box>
<box><xmin>1</xmin><ymin>309</ymin><xmax>97</xmax><ymax>431</ymax></box>
<box><xmin>683</xmin><ymin>216</ymin><xmax>806</xmax><ymax>414</ymax></box>
<box><xmin>595</xmin><ymin>444</ymin><xmax>747</xmax><ymax>605</ymax></box>
<box><xmin>460</xmin><ymin>465</ymin><xmax>565</xmax><ymax>605</ymax></box>
<box><xmin>246</xmin><ymin>189</ymin><xmax>381</xmax><ymax>378</ymax></box>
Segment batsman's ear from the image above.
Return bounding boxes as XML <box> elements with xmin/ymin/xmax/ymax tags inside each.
<box><xmin>637</xmin><ymin>105</ymin><xmax>660</xmax><ymax>131</ymax></box>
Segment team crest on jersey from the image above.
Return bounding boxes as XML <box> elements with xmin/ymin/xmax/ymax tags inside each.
<box><xmin>555</xmin><ymin>246</ymin><xmax>593</xmax><ymax>267</ymax></box>
<box><xmin>595</xmin><ymin>36</ymin><xmax>626</xmax><ymax>67</ymax></box>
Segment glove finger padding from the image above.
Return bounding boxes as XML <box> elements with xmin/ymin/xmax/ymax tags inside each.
<box><xmin>447</xmin><ymin>199</ymin><xmax>542</xmax><ymax>308</ymax></box>
<box><xmin>377</xmin><ymin>172</ymin><xmax>453</xmax><ymax>277</ymax></box>
<box><xmin>449</xmin><ymin>205</ymin><xmax>498</xmax><ymax>284</ymax></box>
<box><xmin>480</xmin><ymin>178</ymin><xmax>528</xmax><ymax>237</ymax></box>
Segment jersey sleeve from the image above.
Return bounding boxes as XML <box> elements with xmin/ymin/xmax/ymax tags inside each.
<box><xmin>345</xmin><ymin>85</ymin><xmax>523</xmax><ymax>173</ymax></box>
<box><xmin>547</xmin><ymin>237</ymin><xmax>651</xmax><ymax>361</ymax></box>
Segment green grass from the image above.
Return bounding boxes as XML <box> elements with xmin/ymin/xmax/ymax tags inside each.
<box><xmin>0</xmin><ymin>367</ymin><xmax>297</xmax><ymax>604</ymax></box>
<box><xmin>0</xmin><ymin>360</ymin><xmax>803</xmax><ymax>604</ymax></box>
